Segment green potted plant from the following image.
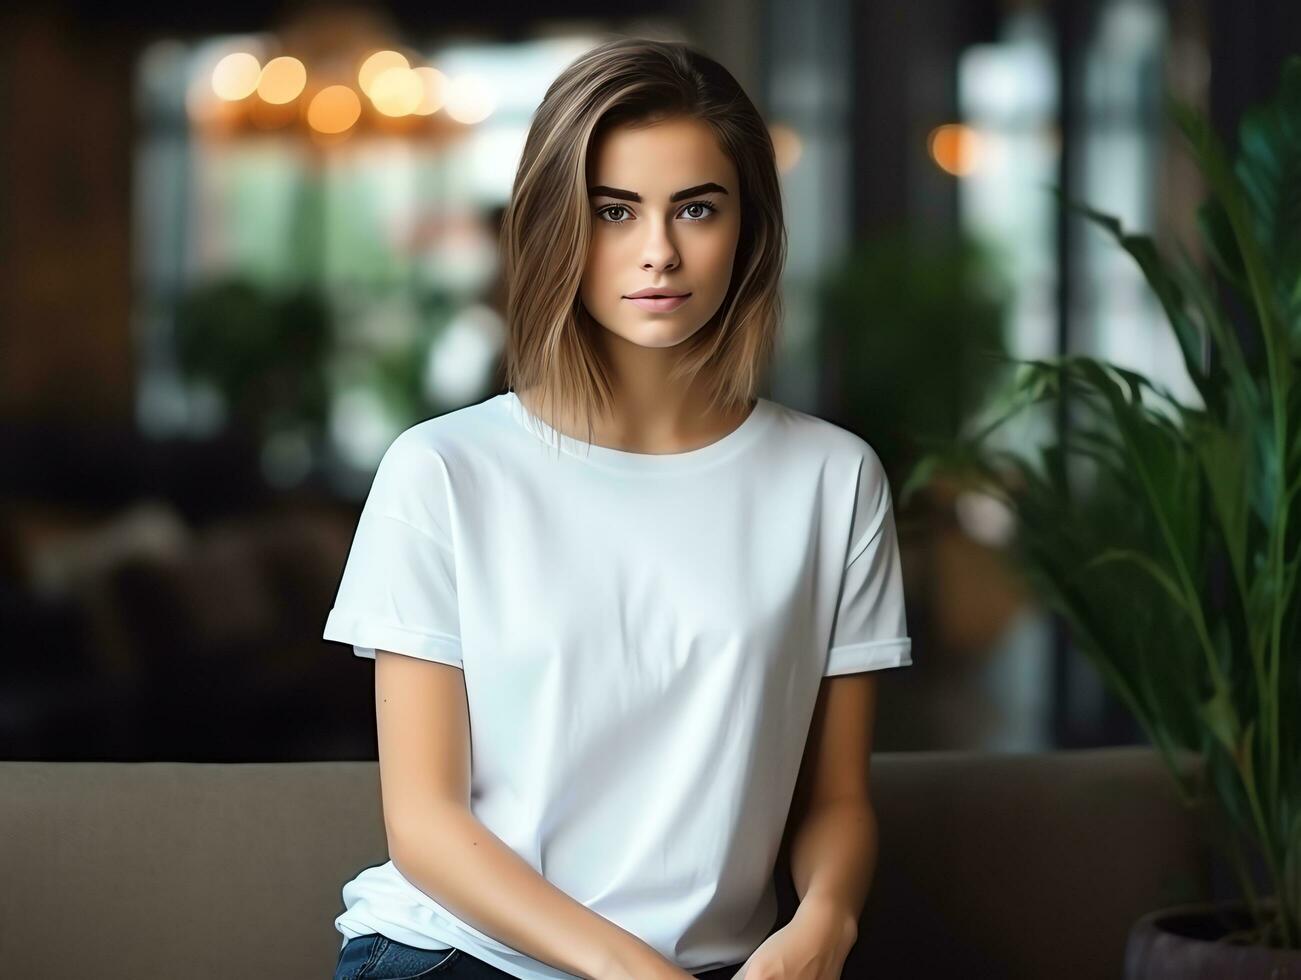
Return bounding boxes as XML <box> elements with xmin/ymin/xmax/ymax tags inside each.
<box><xmin>174</xmin><ymin>276</ymin><xmax>332</xmax><ymax>456</ymax></box>
<box><xmin>900</xmin><ymin>56</ymin><xmax>1300</xmax><ymax>974</ymax></box>
<box><xmin>817</xmin><ymin>230</ymin><xmax>1010</xmax><ymax>477</ymax></box>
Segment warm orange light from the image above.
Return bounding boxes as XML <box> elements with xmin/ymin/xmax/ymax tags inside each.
<box><xmin>370</xmin><ymin>66</ymin><xmax>424</xmax><ymax>117</ymax></box>
<box><xmin>258</xmin><ymin>56</ymin><xmax>307</xmax><ymax>104</ymax></box>
<box><xmin>211</xmin><ymin>52</ymin><xmax>261</xmax><ymax>101</ymax></box>
<box><xmin>411</xmin><ymin>66</ymin><xmax>447</xmax><ymax>116</ymax></box>
<box><xmin>769</xmin><ymin>122</ymin><xmax>803</xmax><ymax>174</ymax></box>
<box><xmin>306</xmin><ymin>85</ymin><xmax>362</xmax><ymax>134</ymax></box>
<box><xmin>928</xmin><ymin>123</ymin><xmax>982</xmax><ymax>176</ymax></box>
<box><xmin>358</xmin><ymin>50</ymin><xmax>409</xmax><ymax>97</ymax></box>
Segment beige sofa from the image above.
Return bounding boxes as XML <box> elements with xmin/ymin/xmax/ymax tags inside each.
<box><xmin>0</xmin><ymin>746</ymin><xmax>1212</xmax><ymax>979</ymax></box>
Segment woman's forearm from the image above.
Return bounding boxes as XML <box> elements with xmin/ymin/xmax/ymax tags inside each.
<box><xmin>786</xmin><ymin>799</ymin><xmax>876</xmax><ymax>947</ymax></box>
<box><xmin>391</xmin><ymin>804</ymin><xmax>688</xmax><ymax>980</ymax></box>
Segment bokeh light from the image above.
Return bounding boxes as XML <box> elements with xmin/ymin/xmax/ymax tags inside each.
<box><xmin>211</xmin><ymin>52</ymin><xmax>261</xmax><ymax>100</ymax></box>
<box><xmin>769</xmin><ymin>123</ymin><xmax>803</xmax><ymax>175</ymax></box>
<box><xmin>306</xmin><ymin>84</ymin><xmax>362</xmax><ymax>134</ymax></box>
<box><xmin>370</xmin><ymin>66</ymin><xmax>424</xmax><ymax>117</ymax></box>
<box><xmin>257</xmin><ymin>56</ymin><xmax>307</xmax><ymax>105</ymax></box>
<box><xmin>928</xmin><ymin>122</ymin><xmax>983</xmax><ymax>176</ymax></box>
<box><xmin>411</xmin><ymin>66</ymin><xmax>448</xmax><ymax>116</ymax></box>
<box><xmin>358</xmin><ymin>50</ymin><xmax>409</xmax><ymax>96</ymax></box>
<box><xmin>444</xmin><ymin>73</ymin><xmax>495</xmax><ymax>124</ymax></box>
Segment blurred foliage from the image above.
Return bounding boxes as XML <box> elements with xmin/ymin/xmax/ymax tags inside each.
<box><xmin>174</xmin><ymin>277</ymin><xmax>331</xmax><ymax>447</ymax></box>
<box><xmin>817</xmin><ymin>231</ymin><xmax>1012</xmax><ymax>477</ymax></box>
<box><xmin>903</xmin><ymin>56</ymin><xmax>1301</xmax><ymax>949</ymax></box>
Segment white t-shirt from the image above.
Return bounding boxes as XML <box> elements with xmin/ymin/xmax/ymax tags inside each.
<box><xmin>323</xmin><ymin>389</ymin><xmax>911</xmax><ymax>978</ymax></box>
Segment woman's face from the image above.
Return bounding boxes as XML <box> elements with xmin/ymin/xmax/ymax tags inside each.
<box><xmin>579</xmin><ymin>116</ymin><xmax>742</xmax><ymax>350</ymax></box>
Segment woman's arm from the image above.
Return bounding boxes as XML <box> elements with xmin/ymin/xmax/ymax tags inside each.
<box><xmin>375</xmin><ymin>650</ymin><xmax>691</xmax><ymax>980</ymax></box>
<box><xmin>782</xmin><ymin>672</ymin><xmax>882</xmax><ymax>950</ymax></box>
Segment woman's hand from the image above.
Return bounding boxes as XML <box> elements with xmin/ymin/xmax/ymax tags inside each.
<box><xmin>729</xmin><ymin>901</ymin><xmax>858</xmax><ymax>980</ymax></box>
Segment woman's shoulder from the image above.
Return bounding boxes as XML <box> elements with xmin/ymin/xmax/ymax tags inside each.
<box><xmin>364</xmin><ymin>395</ymin><xmax>507</xmax><ymax>532</ymax></box>
<box><xmin>761</xmin><ymin>397</ymin><xmax>884</xmax><ymax>475</ymax></box>
<box><xmin>386</xmin><ymin>393</ymin><xmax>509</xmax><ymax>466</ymax></box>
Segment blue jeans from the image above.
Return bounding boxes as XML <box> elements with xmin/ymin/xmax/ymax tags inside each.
<box><xmin>333</xmin><ymin>934</ymin><xmax>745</xmax><ymax>980</ymax></box>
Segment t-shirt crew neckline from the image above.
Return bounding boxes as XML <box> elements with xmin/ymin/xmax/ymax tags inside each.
<box><xmin>502</xmin><ymin>389</ymin><xmax>773</xmax><ymax>473</ymax></box>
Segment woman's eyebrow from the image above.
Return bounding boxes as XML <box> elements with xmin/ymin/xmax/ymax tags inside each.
<box><xmin>587</xmin><ymin>182</ymin><xmax>730</xmax><ymax>203</ymax></box>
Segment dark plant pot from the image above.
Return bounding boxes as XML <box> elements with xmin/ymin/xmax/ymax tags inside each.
<box><xmin>1125</xmin><ymin>899</ymin><xmax>1301</xmax><ymax>979</ymax></box>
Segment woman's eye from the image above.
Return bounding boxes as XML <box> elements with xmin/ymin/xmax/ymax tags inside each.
<box><xmin>681</xmin><ymin>202</ymin><xmax>715</xmax><ymax>220</ymax></box>
<box><xmin>596</xmin><ymin>201</ymin><xmax>718</xmax><ymax>224</ymax></box>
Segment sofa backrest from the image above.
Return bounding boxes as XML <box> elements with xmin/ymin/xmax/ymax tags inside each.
<box><xmin>0</xmin><ymin>746</ymin><xmax>1211</xmax><ymax>979</ymax></box>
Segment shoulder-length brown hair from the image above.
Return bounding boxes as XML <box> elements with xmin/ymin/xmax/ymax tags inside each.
<box><xmin>499</xmin><ymin>35</ymin><xmax>787</xmax><ymax>445</ymax></box>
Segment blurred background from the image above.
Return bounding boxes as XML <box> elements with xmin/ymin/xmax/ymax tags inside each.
<box><xmin>0</xmin><ymin>0</ymin><xmax>1296</xmax><ymax>763</ymax></box>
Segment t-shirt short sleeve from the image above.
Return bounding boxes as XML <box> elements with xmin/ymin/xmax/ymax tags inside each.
<box><xmin>825</xmin><ymin>445</ymin><xmax>912</xmax><ymax>676</ymax></box>
<box><xmin>323</xmin><ymin>430</ymin><xmax>462</xmax><ymax>669</ymax></box>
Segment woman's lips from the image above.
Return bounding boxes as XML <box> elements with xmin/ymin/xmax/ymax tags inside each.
<box><xmin>625</xmin><ymin>293</ymin><xmax>691</xmax><ymax>312</ymax></box>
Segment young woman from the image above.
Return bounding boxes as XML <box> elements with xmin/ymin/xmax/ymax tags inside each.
<box><xmin>325</xmin><ymin>36</ymin><xmax>911</xmax><ymax>980</ymax></box>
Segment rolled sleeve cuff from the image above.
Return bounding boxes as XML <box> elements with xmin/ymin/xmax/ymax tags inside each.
<box><xmin>824</xmin><ymin>637</ymin><xmax>911</xmax><ymax>676</ymax></box>
<box><xmin>324</xmin><ymin>608</ymin><xmax>463</xmax><ymax>669</ymax></box>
